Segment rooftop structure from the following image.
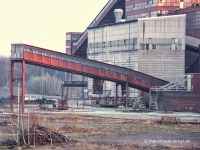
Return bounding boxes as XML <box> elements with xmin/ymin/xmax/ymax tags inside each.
<box><xmin>125</xmin><ymin>0</ymin><xmax>200</xmax><ymax>20</ymax></box>
<box><xmin>66</xmin><ymin>32</ymin><xmax>82</xmax><ymax>55</ymax></box>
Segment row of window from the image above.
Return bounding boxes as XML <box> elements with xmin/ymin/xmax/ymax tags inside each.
<box><xmin>140</xmin><ymin>43</ymin><xmax>181</xmax><ymax>50</ymax></box>
<box><xmin>89</xmin><ymin>38</ymin><xmax>137</xmax><ymax>49</ymax></box>
<box><xmin>126</xmin><ymin>1</ymin><xmax>156</xmax><ymax>12</ymax></box>
<box><xmin>126</xmin><ymin>0</ymin><xmax>199</xmax><ymax>12</ymax></box>
<box><xmin>89</xmin><ymin>38</ymin><xmax>180</xmax><ymax>49</ymax></box>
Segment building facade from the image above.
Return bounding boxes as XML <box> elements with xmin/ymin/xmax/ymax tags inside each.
<box><xmin>87</xmin><ymin>15</ymin><xmax>186</xmax><ymax>97</ymax></box>
<box><xmin>125</xmin><ymin>0</ymin><xmax>200</xmax><ymax>20</ymax></box>
<box><xmin>66</xmin><ymin>32</ymin><xmax>82</xmax><ymax>55</ymax></box>
<box><xmin>65</xmin><ymin>0</ymin><xmax>200</xmax><ymax>101</ymax></box>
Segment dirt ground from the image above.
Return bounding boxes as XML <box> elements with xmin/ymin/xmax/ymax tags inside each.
<box><xmin>0</xmin><ymin>109</ymin><xmax>200</xmax><ymax>150</ymax></box>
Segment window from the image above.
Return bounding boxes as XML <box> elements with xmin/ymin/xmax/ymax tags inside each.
<box><xmin>175</xmin><ymin>38</ymin><xmax>179</xmax><ymax>44</ymax></box>
<box><xmin>146</xmin><ymin>44</ymin><xmax>149</xmax><ymax>50</ymax></box>
<box><xmin>171</xmin><ymin>38</ymin><xmax>175</xmax><ymax>44</ymax></box>
<box><xmin>140</xmin><ymin>44</ymin><xmax>145</xmax><ymax>49</ymax></box>
<box><xmin>66</xmin><ymin>34</ymin><xmax>71</xmax><ymax>40</ymax></box>
<box><xmin>124</xmin><ymin>39</ymin><xmax>126</xmax><ymax>45</ymax></box>
<box><xmin>103</xmin><ymin>42</ymin><xmax>105</xmax><ymax>48</ymax></box>
<box><xmin>148</xmin><ymin>38</ymin><xmax>152</xmax><ymax>44</ymax></box>
<box><xmin>153</xmin><ymin>44</ymin><xmax>156</xmax><ymax>49</ymax></box>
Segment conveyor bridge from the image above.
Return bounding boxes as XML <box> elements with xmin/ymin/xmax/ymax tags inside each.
<box><xmin>10</xmin><ymin>44</ymin><xmax>168</xmax><ymax>112</ymax></box>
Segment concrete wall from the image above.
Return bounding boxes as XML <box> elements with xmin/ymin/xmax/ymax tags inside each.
<box><xmin>88</xmin><ymin>21</ymin><xmax>139</xmax><ymax>97</ymax></box>
<box><xmin>87</xmin><ymin>15</ymin><xmax>186</xmax><ymax>98</ymax></box>
<box><xmin>137</xmin><ymin>15</ymin><xmax>186</xmax><ymax>81</ymax></box>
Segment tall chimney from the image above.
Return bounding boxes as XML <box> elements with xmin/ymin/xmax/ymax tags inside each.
<box><xmin>114</xmin><ymin>9</ymin><xmax>123</xmax><ymax>23</ymax></box>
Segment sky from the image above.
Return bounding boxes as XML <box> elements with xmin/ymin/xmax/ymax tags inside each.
<box><xmin>0</xmin><ymin>0</ymin><xmax>108</xmax><ymax>56</ymax></box>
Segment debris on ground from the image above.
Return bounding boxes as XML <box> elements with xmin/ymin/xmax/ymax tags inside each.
<box><xmin>22</xmin><ymin>124</ymin><xmax>70</xmax><ymax>145</ymax></box>
<box><xmin>0</xmin><ymin>139</ymin><xmax>17</xmax><ymax>149</ymax></box>
<box><xmin>132</xmin><ymin>97</ymin><xmax>146</xmax><ymax>110</ymax></box>
<box><xmin>157</xmin><ymin>116</ymin><xmax>180</xmax><ymax>124</ymax></box>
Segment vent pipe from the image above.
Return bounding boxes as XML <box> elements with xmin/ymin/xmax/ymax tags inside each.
<box><xmin>114</xmin><ymin>9</ymin><xmax>123</xmax><ymax>23</ymax></box>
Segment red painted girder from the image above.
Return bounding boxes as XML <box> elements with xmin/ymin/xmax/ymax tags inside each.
<box><xmin>23</xmin><ymin>51</ymin><xmax>165</xmax><ymax>92</ymax></box>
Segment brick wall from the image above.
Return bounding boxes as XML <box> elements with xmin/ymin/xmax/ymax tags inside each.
<box><xmin>157</xmin><ymin>91</ymin><xmax>200</xmax><ymax>112</ymax></box>
<box><xmin>192</xmin><ymin>74</ymin><xmax>200</xmax><ymax>92</ymax></box>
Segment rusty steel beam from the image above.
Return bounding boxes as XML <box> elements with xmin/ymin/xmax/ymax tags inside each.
<box><xmin>115</xmin><ymin>83</ymin><xmax>119</xmax><ymax>108</ymax></box>
<box><xmin>23</xmin><ymin>52</ymin><xmax>166</xmax><ymax>91</ymax></box>
<box><xmin>19</xmin><ymin>44</ymin><xmax>167</xmax><ymax>91</ymax></box>
<box><xmin>126</xmin><ymin>82</ymin><xmax>129</xmax><ymax>109</ymax></box>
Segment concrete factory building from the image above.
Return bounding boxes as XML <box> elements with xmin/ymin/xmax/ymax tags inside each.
<box><xmin>65</xmin><ymin>0</ymin><xmax>200</xmax><ymax>110</ymax></box>
<box><xmin>87</xmin><ymin>14</ymin><xmax>185</xmax><ymax>97</ymax></box>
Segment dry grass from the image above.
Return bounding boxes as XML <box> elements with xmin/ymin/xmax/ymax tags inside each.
<box><xmin>0</xmin><ymin>112</ymin><xmax>199</xmax><ymax>149</ymax></box>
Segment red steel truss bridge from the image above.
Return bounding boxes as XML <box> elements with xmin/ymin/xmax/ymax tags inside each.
<box><xmin>10</xmin><ymin>44</ymin><xmax>168</xmax><ymax>112</ymax></box>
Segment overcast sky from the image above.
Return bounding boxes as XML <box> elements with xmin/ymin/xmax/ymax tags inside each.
<box><xmin>0</xmin><ymin>0</ymin><xmax>108</xmax><ymax>56</ymax></box>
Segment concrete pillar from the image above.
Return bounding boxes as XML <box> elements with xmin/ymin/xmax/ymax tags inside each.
<box><xmin>149</xmin><ymin>90</ymin><xmax>158</xmax><ymax>110</ymax></box>
<box><xmin>126</xmin><ymin>82</ymin><xmax>129</xmax><ymax>109</ymax></box>
<box><xmin>115</xmin><ymin>83</ymin><xmax>119</xmax><ymax>107</ymax></box>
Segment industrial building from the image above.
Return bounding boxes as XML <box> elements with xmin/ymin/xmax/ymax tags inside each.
<box><xmin>66</xmin><ymin>32</ymin><xmax>82</xmax><ymax>55</ymax></box>
<box><xmin>126</xmin><ymin>0</ymin><xmax>200</xmax><ymax>20</ymax></box>
<box><xmin>9</xmin><ymin>0</ymin><xmax>200</xmax><ymax>112</ymax></box>
<box><xmin>87</xmin><ymin>14</ymin><xmax>185</xmax><ymax>97</ymax></box>
<box><xmin>64</xmin><ymin>0</ymin><xmax>200</xmax><ymax>111</ymax></box>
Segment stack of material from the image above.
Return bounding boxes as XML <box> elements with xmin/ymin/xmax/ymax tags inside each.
<box><xmin>22</xmin><ymin>124</ymin><xmax>70</xmax><ymax>145</ymax></box>
<box><xmin>133</xmin><ymin>97</ymin><xmax>146</xmax><ymax>111</ymax></box>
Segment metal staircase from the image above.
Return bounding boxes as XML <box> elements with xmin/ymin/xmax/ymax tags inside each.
<box><xmin>151</xmin><ymin>75</ymin><xmax>193</xmax><ymax>92</ymax></box>
<box><xmin>149</xmin><ymin>75</ymin><xmax>193</xmax><ymax>110</ymax></box>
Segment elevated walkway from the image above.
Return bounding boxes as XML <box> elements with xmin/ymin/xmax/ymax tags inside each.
<box><xmin>11</xmin><ymin>44</ymin><xmax>167</xmax><ymax>91</ymax></box>
<box><xmin>10</xmin><ymin>44</ymin><xmax>168</xmax><ymax>112</ymax></box>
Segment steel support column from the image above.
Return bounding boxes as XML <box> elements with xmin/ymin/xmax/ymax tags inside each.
<box><xmin>21</xmin><ymin>60</ymin><xmax>25</xmax><ymax>113</ymax></box>
<box><xmin>10</xmin><ymin>61</ymin><xmax>14</xmax><ymax>112</ymax></box>
<box><xmin>126</xmin><ymin>82</ymin><xmax>129</xmax><ymax>109</ymax></box>
<box><xmin>115</xmin><ymin>83</ymin><xmax>119</xmax><ymax>107</ymax></box>
<box><xmin>199</xmin><ymin>45</ymin><xmax>200</xmax><ymax>73</ymax></box>
<box><xmin>10</xmin><ymin>60</ymin><xmax>25</xmax><ymax>113</ymax></box>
